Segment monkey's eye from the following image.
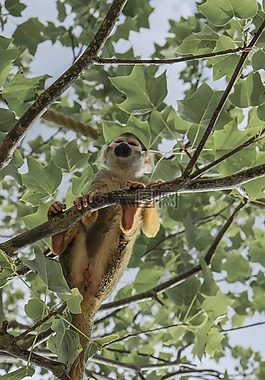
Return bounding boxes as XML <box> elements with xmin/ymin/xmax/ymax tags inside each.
<box><xmin>114</xmin><ymin>139</ymin><xmax>124</xmax><ymax>144</ymax></box>
<box><xmin>128</xmin><ymin>141</ymin><xmax>138</xmax><ymax>146</ymax></box>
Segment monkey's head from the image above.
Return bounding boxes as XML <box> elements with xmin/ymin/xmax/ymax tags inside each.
<box><xmin>99</xmin><ymin>133</ymin><xmax>154</xmax><ymax>176</ymax></box>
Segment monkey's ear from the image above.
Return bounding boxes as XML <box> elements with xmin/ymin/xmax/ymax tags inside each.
<box><xmin>144</xmin><ymin>152</ymin><xmax>154</xmax><ymax>173</ymax></box>
<box><xmin>95</xmin><ymin>144</ymin><xmax>108</xmax><ymax>168</ymax></box>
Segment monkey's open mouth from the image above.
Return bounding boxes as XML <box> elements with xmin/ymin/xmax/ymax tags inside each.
<box><xmin>114</xmin><ymin>143</ymin><xmax>132</xmax><ymax>157</ymax></box>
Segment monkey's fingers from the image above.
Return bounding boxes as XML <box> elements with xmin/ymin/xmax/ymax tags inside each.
<box><xmin>74</xmin><ymin>196</ymin><xmax>85</xmax><ymax>210</ymax></box>
<box><xmin>47</xmin><ymin>201</ymin><xmax>66</xmax><ymax>219</ymax></box>
<box><xmin>127</xmin><ymin>180</ymin><xmax>145</xmax><ymax>189</ymax></box>
<box><xmin>147</xmin><ymin>179</ymin><xmax>164</xmax><ymax>187</ymax></box>
<box><xmin>74</xmin><ymin>191</ymin><xmax>101</xmax><ymax>210</ymax></box>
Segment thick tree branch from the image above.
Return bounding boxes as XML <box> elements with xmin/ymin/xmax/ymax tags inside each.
<box><xmin>0</xmin><ymin>328</ymin><xmax>70</xmax><ymax>379</ymax></box>
<box><xmin>0</xmin><ymin>163</ymin><xmax>263</xmax><ymax>255</ymax></box>
<box><xmin>0</xmin><ymin>0</ymin><xmax>128</xmax><ymax>171</ymax></box>
<box><xmin>183</xmin><ymin>20</ymin><xmax>265</xmax><ymax>178</ymax></box>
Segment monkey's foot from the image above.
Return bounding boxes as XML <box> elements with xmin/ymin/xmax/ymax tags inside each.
<box><xmin>47</xmin><ymin>201</ymin><xmax>66</xmax><ymax>219</ymax></box>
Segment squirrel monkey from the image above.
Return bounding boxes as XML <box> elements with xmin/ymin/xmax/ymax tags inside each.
<box><xmin>47</xmin><ymin>133</ymin><xmax>161</xmax><ymax>379</ymax></box>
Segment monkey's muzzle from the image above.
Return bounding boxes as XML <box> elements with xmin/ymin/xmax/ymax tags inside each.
<box><xmin>114</xmin><ymin>143</ymin><xmax>132</xmax><ymax>157</ymax></box>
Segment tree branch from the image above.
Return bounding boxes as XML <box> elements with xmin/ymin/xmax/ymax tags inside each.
<box><xmin>191</xmin><ymin>128</ymin><xmax>265</xmax><ymax>179</ymax></box>
<box><xmin>222</xmin><ymin>320</ymin><xmax>265</xmax><ymax>333</ymax></box>
<box><xmin>0</xmin><ymin>163</ymin><xmax>263</xmax><ymax>255</ymax></box>
<box><xmin>183</xmin><ymin>20</ymin><xmax>265</xmax><ymax>178</ymax></box>
<box><xmin>95</xmin><ymin>47</ymin><xmax>247</xmax><ymax>65</ymax></box>
<box><xmin>0</xmin><ymin>328</ymin><xmax>70</xmax><ymax>379</ymax></box>
<box><xmin>0</xmin><ymin>0</ymin><xmax>128</xmax><ymax>171</ymax></box>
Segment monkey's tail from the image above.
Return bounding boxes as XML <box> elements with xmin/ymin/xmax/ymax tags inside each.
<box><xmin>69</xmin><ymin>351</ymin><xmax>86</xmax><ymax>380</ymax></box>
<box><xmin>68</xmin><ymin>298</ymin><xmax>100</xmax><ymax>380</ymax></box>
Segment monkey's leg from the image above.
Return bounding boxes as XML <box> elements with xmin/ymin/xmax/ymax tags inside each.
<box><xmin>121</xmin><ymin>181</ymin><xmax>145</xmax><ymax>232</ymax></box>
<box><xmin>141</xmin><ymin>180</ymin><xmax>163</xmax><ymax>237</ymax></box>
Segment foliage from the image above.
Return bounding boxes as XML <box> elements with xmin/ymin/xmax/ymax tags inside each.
<box><xmin>0</xmin><ymin>0</ymin><xmax>265</xmax><ymax>379</ymax></box>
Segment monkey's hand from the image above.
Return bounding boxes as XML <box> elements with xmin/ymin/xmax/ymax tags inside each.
<box><xmin>47</xmin><ymin>202</ymin><xmax>67</xmax><ymax>254</ymax></box>
<box><xmin>74</xmin><ymin>190</ymin><xmax>105</xmax><ymax>210</ymax></box>
<box><xmin>145</xmin><ymin>179</ymin><xmax>164</xmax><ymax>206</ymax></box>
<box><xmin>74</xmin><ymin>192</ymin><xmax>100</xmax><ymax>227</ymax></box>
<box><xmin>147</xmin><ymin>179</ymin><xmax>164</xmax><ymax>187</ymax></box>
<box><xmin>47</xmin><ymin>201</ymin><xmax>66</xmax><ymax>219</ymax></box>
<box><xmin>126</xmin><ymin>179</ymin><xmax>164</xmax><ymax>207</ymax></box>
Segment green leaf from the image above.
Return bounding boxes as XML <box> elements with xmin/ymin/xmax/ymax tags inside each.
<box><xmin>3</xmin><ymin>69</ymin><xmax>49</xmax><ymax>116</ymax></box>
<box><xmin>200</xmin><ymin>259</ymin><xmax>219</xmax><ymax>296</ymax></box>
<box><xmin>57</xmin><ymin>1</ymin><xmax>67</xmax><ymax>22</ymax></box>
<box><xmin>94</xmin><ymin>334</ymin><xmax>119</xmax><ymax>347</ymax></box>
<box><xmin>0</xmin><ymin>36</ymin><xmax>18</xmax><ymax>86</ymax></box>
<box><xmin>176</xmin><ymin>25</ymin><xmax>219</xmax><ymax>54</ymax></box>
<box><xmin>165</xmin><ymin>326</ymin><xmax>186</xmax><ymax>345</ymax></box>
<box><xmin>223</xmin><ymin>253</ymin><xmax>251</xmax><ymax>282</ymax></box>
<box><xmin>22</xmin><ymin>254</ymin><xmax>71</xmax><ymax>294</ymax></box>
<box><xmin>71</xmin><ymin>166</ymin><xmax>94</xmax><ymax>197</ymax></box>
<box><xmin>205</xmin><ymin>327</ymin><xmax>225</xmax><ymax>357</ymax></box>
<box><xmin>202</xmin><ymin>291</ymin><xmax>234</xmax><ymax>319</ymax></box>
<box><xmin>248</xmin><ymin>240</ymin><xmax>265</xmax><ymax>267</ymax></box>
<box><xmin>208</xmin><ymin>35</ymin><xmax>238</xmax><ymax>80</ymax></box>
<box><xmin>123</xmin><ymin>0</ymin><xmax>153</xmax><ymax>29</ymax></box>
<box><xmin>151</xmin><ymin>157</ymin><xmax>181</xmax><ymax>182</ymax></box>
<box><xmin>48</xmin><ymin>319</ymin><xmax>81</xmax><ymax>368</ymax></box>
<box><xmin>252</xmin><ymin>50</ymin><xmax>265</xmax><ymax>72</ymax></box>
<box><xmin>257</xmin><ymin>103</ymin><xmax>265</xmax><ymax>121</ymax></box>
<box><xmin>25</xmin><ymin>298</ymin><xmax>45</xmax><ymax>321</ymax></box>
<box><xmin>22</xmin><ymin>202</ymin><xmax>47</xmax><ymax>229</ymax></box>
<box><xmin>51</xmin><ymin>140</ymin><xmax>89</xmax><ymax>172</ymax></box>
<box><xmin>193</xmin><ymin>318</ymin><xmax>212</xmax><ymax>359</ymax></box>
<box><xmin>0</xmin><ymin>366</ymin><xmax>34</xmax><ymax>379</ymax></box>
<box><xmin>199</xmin><ymin>0</ymin><xmax>258</xmax><ymax>26</ymax></box>
<box><xmin>0</xmin><ymin>249</ymin><xmax>15</xmax><ymax>288</ymax></box>
<box><xmin>213</xmin><ymin>124</ymin><xmax>260</xmax><ymax>175</ymax></box>
<box><xmin>178</xmin><ymin>83</ymin><xmax>232</xmax><ymax>130</ymax></box>
<box><xmin>21</xmin><ymin>158</ymin><xmax>62</xmax><ymax>205</ymax></box>
<box><xmin>134</xmin><ymin>268</ymin><xmax>163</xmax><ymax>292</ymax></box>
<box><xmin>12</xmin><ymin>17</ymin><xmax>45</xmax><ymax>55</ymax></box>
<box><xmin>5</xmin><ymin>0</ymin><xmax>26</xmax><ymax>17</ymax></box>
<box><xmin>252</xmin><ymin>280</ymin><xmax>265</xmax><ymax>312</ymax></box>
<box><xmin>244</xmin><ymin>177</ymin><xmax>265</xmax><ymax>199</ymax></box>
<box><xmin>0</xmin><ymin>108</ymin><xmax>16</xmax><ymax>139</ymax></box>
<box><xmin>230</xmin><ymin>72</ymin><xmax>265</xmax><ymax>108</ymax></box>
<box><xmin>166</xmin><ymin>277</ymin><xmax>201</xmax><ymax>314</ymax></box>
<box><xmin>59</xmin><ymin>288</ymin><xmax>83</xmax><ymax>314</ymax></box>
<box><xmin>110</xmin><ymin>66</ymin><xmax>167</xmax><ymax>115</ymax></box>
<box><xmin>0</xmin><ymin>149</ymin><xmax>23</xmax><ymax>184</ymax></box>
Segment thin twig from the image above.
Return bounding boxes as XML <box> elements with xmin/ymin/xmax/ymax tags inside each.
<box><xmin>96</xmin><ymin>47</ymin><xmax>247</xmax><ymax>65</ymax></box>
<box><xmin>191</xmin><ymin>127</ymin><xmax>265</xmax><ymax>179</ymax></box>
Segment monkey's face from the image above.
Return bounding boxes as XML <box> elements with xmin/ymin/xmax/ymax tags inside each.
<box><xmin>102</xmin><ymin>134</ymin><xmax>154</xmax><ymax>176</ymax></box>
